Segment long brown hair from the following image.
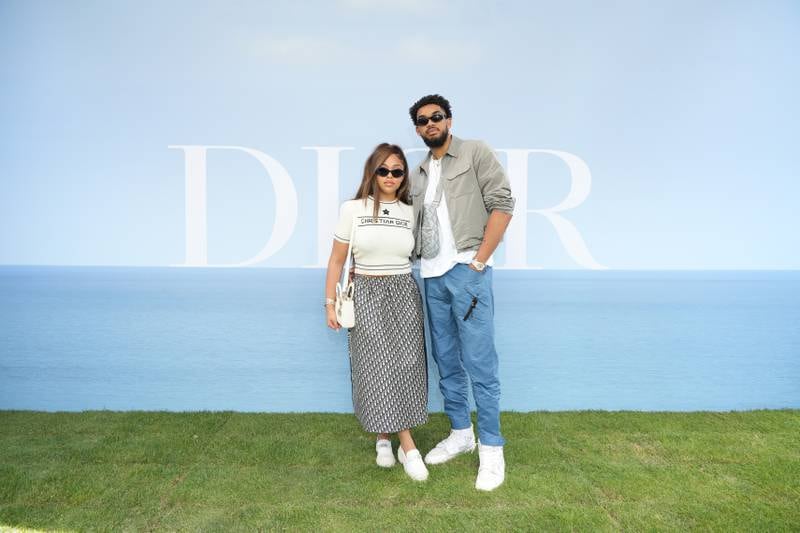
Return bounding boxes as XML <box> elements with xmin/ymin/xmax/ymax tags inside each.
<box><xmin>353</xmin><ymin>143</ymin><xmax>411</xmax><ymax>220</ymax></box>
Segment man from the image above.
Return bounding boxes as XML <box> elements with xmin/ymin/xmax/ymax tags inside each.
<box><xmin>408</xmin><ymin>94</ymin><xmax>514</xmax><ymax>491</ymax></box>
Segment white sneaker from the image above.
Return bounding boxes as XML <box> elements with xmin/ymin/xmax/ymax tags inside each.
<box><xmin>397</xmin><ymin>446</ymin><xmax>429</xmax><ymax>481</ymax></box>
<box><xmin>375</xmin><ymin>438</ymin><xmax>396</xmax><ymax>468</ymax></box>
<box><xmin>424</xmin><ymin>426</ymin><xmax>476</xmax><ymax>465</ymax></box>
<box><xmin>475</xmin><ymin>442</ymin><xmax>505</xmax><ymax>491</ymax></box>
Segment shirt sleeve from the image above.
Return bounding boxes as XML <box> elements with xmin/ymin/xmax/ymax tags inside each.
<box><xmin>333</xmin><ymin>201</ymin><xmax>355</xmax><ymax>243</ymax></box>
<box><xmin>475</xmin><ymin>141</ymin><xmax>516</xmax><ymax>214</ymax></box>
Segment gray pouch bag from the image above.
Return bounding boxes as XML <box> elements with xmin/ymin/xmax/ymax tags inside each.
<box><xmin>420</xmin><ymin>178</ymin><xmax>444</xmax><ymax>259</ymax></box>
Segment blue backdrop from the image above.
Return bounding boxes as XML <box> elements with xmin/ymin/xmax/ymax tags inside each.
<box><xmin>1</xmin><ymin>1</ymin><xmax>798</xmax><ymax>412</ymax></box>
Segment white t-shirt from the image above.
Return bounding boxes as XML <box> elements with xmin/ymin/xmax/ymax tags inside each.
<box><xmin>334</xmin><ymin>197</ymin><xmax>414</xmax><ymax>275</ymax></box>
<box><xmin>420</xmin><ymin>157</ymin><xmax>493</xmax><ymax>279</ymax></box>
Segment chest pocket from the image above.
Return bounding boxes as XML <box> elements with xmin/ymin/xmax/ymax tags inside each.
<box><xmin>446</xmin><ymin>163</ymin><xmax>479</xmax><ymax>198</ymax></box>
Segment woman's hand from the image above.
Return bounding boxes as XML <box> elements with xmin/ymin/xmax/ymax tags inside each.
<box><xmin>326</xmin><ymin>305</ymin><xmax>341</xmax><ymax>330</ymax></box>
<box><xmin>325</xmin><ymin>239</ymin><xmax>349</xmax><ymax>331</ymax></box>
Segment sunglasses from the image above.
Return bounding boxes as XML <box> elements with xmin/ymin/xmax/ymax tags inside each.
<box><xmin>376</xmin><ymin>167</ymin><xmax>405</xmax><ymax>178</ymax></box>
<box><xmin>415</xmin><ymin>113</ymin><xmax>446</xmax><ymax>127</ymax></box>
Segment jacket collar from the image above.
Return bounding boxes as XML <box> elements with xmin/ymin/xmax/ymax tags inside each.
<box><xmin>417</xmin><ymin>134</ymin><xmax>461</xmax><ymax>174</ymax></box>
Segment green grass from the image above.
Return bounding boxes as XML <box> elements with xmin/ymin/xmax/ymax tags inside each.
<box><xmin>1</xmin><ymin>410</ymin><xmax>798</xmax><ymax>532</ymax></box>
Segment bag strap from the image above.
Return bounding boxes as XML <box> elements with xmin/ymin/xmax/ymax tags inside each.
<box><xmin>340</xmin><ymin>215</ymin><xmax>357</xmax><ymax>286</ymax></box>
<box><xmin>430</xmin><ymin>174</ymin><xmax>445</xmax><ymax>209</ymax></box>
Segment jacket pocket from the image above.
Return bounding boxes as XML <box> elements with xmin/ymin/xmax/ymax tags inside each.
<box><xmin>446</xmin><ymin>165</ymin><xmax>479</xmax><ymax>198</ymax></box>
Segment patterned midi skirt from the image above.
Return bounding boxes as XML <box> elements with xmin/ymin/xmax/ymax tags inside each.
<box><xmin>347</xmin><ymin>273</ymin><xmax>428</xmax><ymax>433</ymax></box>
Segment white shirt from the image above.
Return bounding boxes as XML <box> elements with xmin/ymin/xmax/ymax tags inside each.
<box><xmin>420</xmin><ymin>157</ymin><xmax>493</xmax><ymax>278</ymax></box>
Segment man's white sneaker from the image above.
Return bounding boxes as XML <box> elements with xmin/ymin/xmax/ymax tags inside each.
<box><xmin>475</xmin><ymin>442</ymin><xmax>505</xmax><ymax>491</ymax></box>
<box><xmin>375</xmin><ymin>438</ymin><xmax>396</xmax><ymax>468</ymax></box>
<box><xmin>424</xmin><ymin>426</ymin><xmax>476</xmax><ymax>465</ymax></box>
<box><xmin>397</xmin><ymin>446</ymin><xmax>429</xmax><ymax>481</ymax></box>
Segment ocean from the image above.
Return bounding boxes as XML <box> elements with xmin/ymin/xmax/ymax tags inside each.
<box><xmin>1</xmin><ymin>267</ymin><xmax>798</xmax><ymax>412</ymax></box>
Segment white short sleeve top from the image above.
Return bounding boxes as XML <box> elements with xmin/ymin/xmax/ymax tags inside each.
<box><xmin>334</xmin><ymin>197</ymin><xmax>415</xmax><ymax>275</ymax></box>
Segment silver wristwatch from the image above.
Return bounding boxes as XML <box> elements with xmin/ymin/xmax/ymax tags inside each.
<box><xmin>470</xmin><ymin>259</ymin><xmax>486</xmax><ymax>271</ymax></box>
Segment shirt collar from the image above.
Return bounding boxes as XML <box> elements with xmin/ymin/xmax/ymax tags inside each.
<box><xmin>367</xmin><ymin>195</ymin><xmax>398</xmax><ymax>204</ymax></box>
<box><xmin>445</xmin><ymin>135</ymin><xmax>461</xmax><ymax>158</ymax></box>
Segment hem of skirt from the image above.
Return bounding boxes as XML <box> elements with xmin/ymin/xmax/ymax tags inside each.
<box><xmin>357</xmin><ymin>415</ymin><xmax>429</xmax><ymax>434</ymax></box>
<box><xmin>354</xmin><ymin>270</ymin><xmax>413</xmax><ymax>276</ymax></box>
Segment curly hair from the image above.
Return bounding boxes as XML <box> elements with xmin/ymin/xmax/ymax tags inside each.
<box><xmin>408</xmin><ymin>94</ymin><xmax>452</xmax><ymax>124</ymax></box>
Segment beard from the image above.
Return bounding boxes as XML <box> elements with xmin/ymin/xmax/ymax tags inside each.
<box><xmin>423</xmin><ymin>127</ymin><xmax>450</xmax><ymax>148</ymax></box>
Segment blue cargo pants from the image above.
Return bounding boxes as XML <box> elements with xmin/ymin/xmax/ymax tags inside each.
<box><xmin>424</xmin><ymin>263</ymin><xmax>505</xmax><ymax>446</ymax></box>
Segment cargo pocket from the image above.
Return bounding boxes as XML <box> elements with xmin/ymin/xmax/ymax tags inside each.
<box><xmin>462</xmin><ymin>274</ymin><xmax>488</xmax><ymax>324</ymax></box>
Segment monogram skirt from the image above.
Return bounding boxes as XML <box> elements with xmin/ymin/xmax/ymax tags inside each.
<box><xmin>347</xmin><ymin>273</ymin><xmax>428</xmax><ymax>433</ymax></box>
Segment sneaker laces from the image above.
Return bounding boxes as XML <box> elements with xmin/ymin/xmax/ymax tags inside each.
<box><xmin>436</xmin><ymin>431</ymin><xmax>473</xmax><ymax>453</ymax></box>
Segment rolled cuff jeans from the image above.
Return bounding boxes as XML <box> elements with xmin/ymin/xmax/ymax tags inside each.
<box><xmin>424</xmin><ymin>263</ymin><xmax>505</xmax><ymax>446</ymax></box>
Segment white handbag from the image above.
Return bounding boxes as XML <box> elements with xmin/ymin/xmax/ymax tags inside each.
<box><xmin>335</xmin><ymin>217</ymin><xmax>357</xmax><ymax>328</ymax></box>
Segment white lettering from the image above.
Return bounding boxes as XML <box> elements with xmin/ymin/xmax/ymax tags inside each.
<box><xmin>169</xmin><ymin>145</ymin><xmax>298</xmax><ymax>267</ymax></box>
<box><xmin>170</xmin><ymin>145</ymin><xmax>603</xmax><ymax>269</ymax></box>
<box><xmin>499</xmin><ymin>149</ymin><xmax>606</xmax><ymax>270</ymax></box>
<box><xmin>302</xmin><ymin>146</ymin><xmax>354</xmax><ymax>268</ymax></box>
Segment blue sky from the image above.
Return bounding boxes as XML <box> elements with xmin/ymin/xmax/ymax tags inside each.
<box><xmin>1</xmin><ymin>0</ymin><xmax>798</xmax><ymax>268</ymax></box>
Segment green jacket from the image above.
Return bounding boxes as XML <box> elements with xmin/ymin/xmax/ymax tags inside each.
<box><xmin>410</xmin><ymin>135</ymin><xmax>515</xmax><ymax>258</ymax></box>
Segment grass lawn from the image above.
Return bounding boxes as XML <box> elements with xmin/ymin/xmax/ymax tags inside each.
<box><xmin>1</xmin><ymin>410</ymin><xmax>798</xmax><ymax>531</ymax></box>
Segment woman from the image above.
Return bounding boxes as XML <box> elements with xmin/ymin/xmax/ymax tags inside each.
<box><xmin>324</xmin><ymin>143</ymin><xmax>429</xmax><ymax>482</ymax></box>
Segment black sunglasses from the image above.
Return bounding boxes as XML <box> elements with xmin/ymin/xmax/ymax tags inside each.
<box><xmin>415</xmin><ymin>113</ymin><xmax>446</xmax><ymax>127</ymax></box>
<box><xmin>376</xmin><ymin>167</ymin><xmax>405</xmax><ymax>178</ymax></box>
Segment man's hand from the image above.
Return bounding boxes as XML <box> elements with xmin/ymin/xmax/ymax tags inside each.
<box><xmin>468</xmin><ymin>262</ymin><xmax>485</xmax><ymax>273</ymax></box>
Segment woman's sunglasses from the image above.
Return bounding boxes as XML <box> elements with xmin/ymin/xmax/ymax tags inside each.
<box><xmin>415</xmin><ymin>113</ymin><xmax>446</xmax><ymax>127</ymax></box>
<box><xmin>376</xmin><ymin>167</ymin><xmax>405</xmax><ymax>178</ymax></box>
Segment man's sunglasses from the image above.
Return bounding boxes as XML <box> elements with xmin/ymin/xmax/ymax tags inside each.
<box><xmin>376</xmin><ymin>167</ymin><xmax>405</xmax><ymax>178</ymax></box>
<box><xmin>415</xmin><ymin>113</ymin><xmax>446</xmax><ymax>127</ymax></box>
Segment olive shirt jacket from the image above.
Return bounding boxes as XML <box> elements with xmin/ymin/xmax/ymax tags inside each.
<box><xmin>409</xmin><ymin>135</ymin><xmax>516</xmax><ymax>258</ymax></box>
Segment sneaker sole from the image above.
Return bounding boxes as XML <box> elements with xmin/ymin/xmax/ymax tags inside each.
<box><xmin>406</xmin><ymin>470</ymin><xmax>428</xmax><ymax>482</ymax></box>
<box><xmin>376</xmin><ymin>458</ymin><xmax>396</xmax><ymax>468</ymax></box>
<box><xmin>475</xmin><ymin>480</ymin><xmax>504</xmax><ymax>491</ymax></box>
